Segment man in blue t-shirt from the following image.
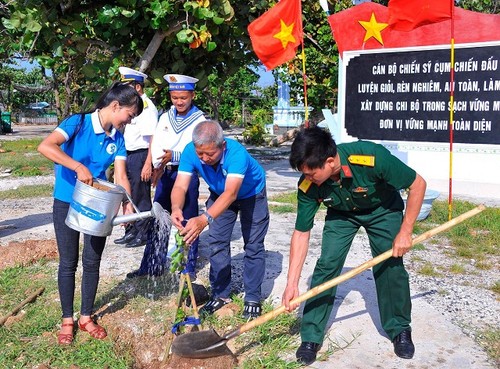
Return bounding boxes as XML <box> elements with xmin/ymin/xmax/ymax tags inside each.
<box><xmin>171</xmin><ymin>120</ymin><xmax>269</xmax><ymax>320</ymax></box>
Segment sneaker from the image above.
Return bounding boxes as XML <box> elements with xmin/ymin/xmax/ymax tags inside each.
<box><xmin>242</xmin><ymin>301</ymin><xmax>261</xmax><ymax>320</ymax></box>
<box><xmin>199</xmin><ymin>297</ymin><xmax>230</xmax><ymax>315</ymax></box>
<box><xmin>296</xmin><ymin>341</ymin><xmax>321</xmax><ymax>366</ymax></box>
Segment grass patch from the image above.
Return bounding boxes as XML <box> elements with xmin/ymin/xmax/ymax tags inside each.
<box><xmin>415</xmin><ymin>200</ymin><xmax>499</xmax><ymax>264</ymax></box>
<box><xmin>269</xmin><ymin>192</ymin><xmax>297</xmax><ymax>204</ymax></box>
<box><xmin>0</xmin><ymin>261</ymin><xmax>132</xmax><ymax>369</ymax></box>
<box><xmin>269</xmin><ymin>192</ymin><xmax>297</xmax><ymax>213</ymax></box>
<box><xmin>449</xmin><ymin>263</ymin><xmax>466</xmax><ymax>274</ymax></box>
<box><xmin>0</xmin><ymin>138</ymin><xmax>53</xmax><ymax>176</ymax></box>
<box><xmin>475</xmin><ymin>261</ymin><xmax>493</xmax><ymax>270</ymax></box>
<box><xmin>418</xmin><ymin>262</ymin><xmax>441</xmax><ymax>277</ymax></box>
<box><xmin>270</xmin><ymin>204</ymin><xmax>296</xmax><ymax>213</ymax></box>
<box><xmin>476</xmin><ymin>327</ymin><xmax>500</xmax><ymax>365</ymax></box>
<box><xmin>411</xmin><ymin>243</ymin><xmax>426</xmax><ymax>251</ymax></box>
<box><xmin>0</xmin><ymin>258</ymin><xmax>310</xmax><ymax>368</ymax></box>
<box><xmin>0</xmin><ymin>184</ymin><xmax>53</xmax><ymax>200</ymax></box>
<box><xmin>491</xmin><ymin>281</ymin><xmax>500</xmax><ymax>296</ymax></box>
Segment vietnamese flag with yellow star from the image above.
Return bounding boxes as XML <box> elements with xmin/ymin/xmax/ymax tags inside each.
<box><xmin>388</xmin><ymin>0</ymin><xmax>452</xmax><ymax>32</ymax></box>
<box><xmin>328</xmin><ymin>2</ymin><xmax>500</xmax><ymax>57</ymax></box>
<box><xmin>248</xmin><ymin>0</ymin><xmax>303</xmax><ymax>70</ymax></box>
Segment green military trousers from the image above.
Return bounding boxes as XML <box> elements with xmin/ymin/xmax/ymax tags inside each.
<box><xmin>300</xmin><ymin>206</ymin><xmax>412</xmax><ymax>344</ymax></box>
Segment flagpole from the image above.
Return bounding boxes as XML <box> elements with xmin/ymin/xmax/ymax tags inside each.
<box><xmin>300</xmin><ymin>0</ymin><xmax>308</xmax><ymax>128</ymax></box>
<box><xmin>301</xmin><ymin>44</ymin><xmax>309</xmax><ymax>128</ymax></box>
<box><xmin>448</xmin><ymin>1</ymin><xmax>455</xmax><ymax>221</ymax></box>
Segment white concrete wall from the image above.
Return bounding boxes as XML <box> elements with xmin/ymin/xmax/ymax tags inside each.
<box><xmin>381</xmin><ymin>141</ymin><xmax>500</xmax><ymax>202</ymax></box>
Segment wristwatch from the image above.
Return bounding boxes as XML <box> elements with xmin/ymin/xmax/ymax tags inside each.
<box><xmin>202</xmin><ymin>211</ymin><xmax>214</xmax><ymax>225</ymax></box>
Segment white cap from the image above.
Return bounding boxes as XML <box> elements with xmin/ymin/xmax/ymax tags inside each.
<box><xmin>119</xmin><ymin>66</ymin><xmax>147</xmax><ymax>83</ymax></box>
<box><xmin>164</xmin><ymin>74</ymin><xmax>199</xmax><ymax>91</ymax></box>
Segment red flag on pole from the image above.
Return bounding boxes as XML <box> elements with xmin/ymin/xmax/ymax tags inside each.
<box><xmin>388</xmin><ymin>0</ymin><xmax>452</xmax><ymax>31</ymax></box>
<box><xmin>248</xmin><ymin>0</ymin><xmax>303</xmax><ymax>70</ymax></box>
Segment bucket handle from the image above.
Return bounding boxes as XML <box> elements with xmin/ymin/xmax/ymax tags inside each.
<box><xmin>115</xmin><ymin>184</ymin><xmax>141</xmax><ymax>214</ymax></box>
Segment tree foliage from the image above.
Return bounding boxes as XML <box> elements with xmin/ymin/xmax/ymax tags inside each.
<box><xmin>0</xmin><ymin>0</ymin><xmax>270</xmax><ymax>118</ymax></box>
<box><xmin>0</xmin><ymin>0</ymin><xmax>497</xmax><ymax>127</ymax></box>
<box><xmin>197</xmin><ymin>66</ymin><xmax>276</xmax><ymax>125</ymax></box>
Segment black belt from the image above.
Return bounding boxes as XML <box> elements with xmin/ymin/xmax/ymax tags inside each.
<box><xmin>165</xmin><ymin>165</ymin><xmax>179</xmax><ymax>171</ymax></box>
<box><xmin>127</xmin><ymin>148</ymin><xmax>148</xmax><ymax>155</ymax></box>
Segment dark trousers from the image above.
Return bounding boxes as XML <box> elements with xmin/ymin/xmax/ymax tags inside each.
<box><xmin>206</xmin><ymin>187</ymin><xmax>269</xmax><ymax>302</ymax></box>
<box><xmin>53</xmin><ymin>199</ymin><xmax>106</xmax><ymax>318</ymax></box>
<box><xmin>126</xmin><ymin>149</ymin><xmax>152</xmax><ymax>239</ymax></box>
<box><xmin>300</xmin><ymin>207</ymin><xmax>411</xmax><ymax>343</ymax></box>
<box><xmin>138</xmin><ymin>169</ymin><xmax>200</xmax><ymax>275</ymax></box>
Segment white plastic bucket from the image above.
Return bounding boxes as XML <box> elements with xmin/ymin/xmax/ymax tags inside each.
<box><xmin>65</xmin><ymin>179</ymin><xmax>124</xmax><ymax>237</ymax></box>
<box><xmin>402</xmin><ymin>189</ymin><xmax>440</xmax><ymax>221</ymax></box>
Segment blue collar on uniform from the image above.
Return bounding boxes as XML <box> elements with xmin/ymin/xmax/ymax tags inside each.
<box><xmin>92</xmin><ymin>111</ymin><xmax>117</xmax><ymax>139</ymax></box>
<box><xmin>169</xmin><ymin>105</ymin><xmax>204</xmax><ymax>134</ymax></box>
<box><xmin>172</xmin><ymin>104</ymin><xmax>200</xmax><ymax>119</ymax></box>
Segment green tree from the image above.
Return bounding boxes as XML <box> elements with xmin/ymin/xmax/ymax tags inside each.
<box><xmin>1</xmin><ymin>0</ymin><xmax>270</xmax><ymax>118</ymax></box>
<box><xmin>0</xmin><ymin>65</ymin><xmax>53</xmax><ymax>113</ymax></box>
<box><xmin>198</xmin><ymin>67</ymin><xmax>273</xmax><ymax>125</ymax></box>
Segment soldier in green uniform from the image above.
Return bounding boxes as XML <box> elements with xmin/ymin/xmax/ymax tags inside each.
<box><xmin>282</xmin><ymin>127</ymin><xmax>426</xmax><ymax>366</ymax></box>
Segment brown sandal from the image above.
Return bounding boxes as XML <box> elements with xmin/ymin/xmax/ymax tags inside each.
<box><xmin>78</xmin><ymin>319</ymin><xmax>107</xmax><ymax>340</ymax></box>
<box><xmin>57</xmin><ymin>322</ymin><xmax>75</xmax><ymax>345</ymax></box>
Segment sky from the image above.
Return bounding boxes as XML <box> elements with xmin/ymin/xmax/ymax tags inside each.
<box><xmin>257</xmin><ymin>65</ymin><xmax>275</xmax><ymax>87</ymax></box>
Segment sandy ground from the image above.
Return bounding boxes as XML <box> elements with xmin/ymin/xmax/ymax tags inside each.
<box><xmin>0</xmin><ymin>125</ymin><xmax>498</xmax><ymax>368</ymax></box>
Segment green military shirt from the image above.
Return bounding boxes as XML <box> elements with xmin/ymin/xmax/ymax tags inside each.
<box><xmin>295</xmin><ymin>140</ymin><xmax>416</xmax><ymax>232</ymax></box>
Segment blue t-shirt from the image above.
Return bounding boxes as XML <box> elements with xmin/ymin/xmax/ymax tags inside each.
<box><xmin>179</xmin><ymin>138</ymin><xmax>265</xmax><ymax>200</ymax></box>
<box><xmin>53</xmin><ymin>112</ymin><xmax>127</xmax><ymax>202</ymax></box>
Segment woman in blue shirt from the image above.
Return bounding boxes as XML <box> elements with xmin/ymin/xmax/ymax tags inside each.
<box><xmin>38</xmin><ymin>82</ymin><xmax>143</xmax><ymax>345</ymax></box>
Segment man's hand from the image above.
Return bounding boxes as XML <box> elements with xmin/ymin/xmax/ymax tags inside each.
<box><xmin>178</xmin><ymin>215</ymin><xmax>208</xmax><ymax>245</ymax></box>
<box><xmin>171</xmin><ymin>208</ymin><xmax>185</xmax><ymax>230</ymax></box>
<box><xmin>282</xmin><ymin>284</ymin><xmax>300</xmax><ymax>312</ymax></box>
<box><xmin>158</xmin><ymin>149</ymin><xmax>173</xmax><ymax>168</ymax></box>
<box><xmin>392</xmin><ymin>230</ymin><xmax>413</xmax><ymax>257</ymax></box>
<box><xmin>141</xmin><ymin>162</ymin><xmax>153</xmax><ymax>182</ymax></box>
<box><xmin>393</xmin><ymin>174</ymin><xmax>426</xmax><ymax>257</ymax></box>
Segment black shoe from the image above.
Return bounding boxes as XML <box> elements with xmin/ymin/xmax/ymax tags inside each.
<box><xmin>125</xmin><ymin>238</ymin><xmax>147</xmax><ymax>248</ymax></box>
<box><xmin>242</xmin><ymin>301</ymin><xmax>261</xmax><ymax>320</ymax></box>
<box><xmin>296</xmin><ymin>341</ymin><xmax>321</xmax><ymax>366</ymax></box>
<box><xmin>199</xmin><ymin>297</ymin><xmax>230</xmax><ymax>315</ymax></box>
<box><xmin>114</xmin><ymin>232</ymin><xmax>136</xmax><ymax>245</ymax></box>
<box><xmin>126</xmin><ymin>269</ymin><xmax>147</xmax><ymax>278</ymax></box>
<box><xmin>393</xmin><ymin>329</ymin><xmax>415</xmax><ymax>359</ymax></box>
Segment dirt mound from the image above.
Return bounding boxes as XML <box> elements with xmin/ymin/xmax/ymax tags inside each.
<box><xmin>0</xmin><ymin>239</ymin><xmax>58</xmax><ymax>269</ymax></box>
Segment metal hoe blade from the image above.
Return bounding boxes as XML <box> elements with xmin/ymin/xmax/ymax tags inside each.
<box><xmin>171</xmin><ymin>329</ymin><xmax>234</xmax><ymax>358</ymax></box>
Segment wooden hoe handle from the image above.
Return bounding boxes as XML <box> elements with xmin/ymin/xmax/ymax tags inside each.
<box><xmin>233</xmin><ymin>204</ymin><xmax>486</xmax><ymax>337</ymax></box>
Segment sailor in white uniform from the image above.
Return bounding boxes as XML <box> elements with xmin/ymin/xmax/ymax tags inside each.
<box><xmin>127</xmin><ymin>74</ymin><xmax>206</xmax><ymax>278</ymax></box>
<box><xmin>114</xmin><ymin>67</ymin><xmax>159</xmax><ymax>248</ymax></box>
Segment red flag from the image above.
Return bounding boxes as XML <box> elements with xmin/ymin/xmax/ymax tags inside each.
<box><xmin>248</xmin><ymin>0</ymin><xmax>303</xmax><ymax>70</ymax></box>
<box><xmin>388</xmin><ymin>0</ymin><xmax>452</xmax><ymax>31</ymax></box>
